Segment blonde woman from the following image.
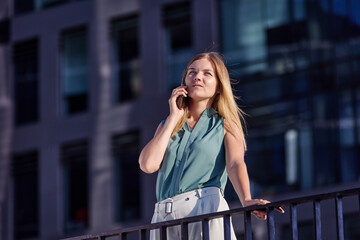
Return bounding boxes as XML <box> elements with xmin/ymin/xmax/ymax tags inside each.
<box><xmin>139</xmin><ymin>52</ymin><xmax>283</xmax><ymax>240</ymax></box>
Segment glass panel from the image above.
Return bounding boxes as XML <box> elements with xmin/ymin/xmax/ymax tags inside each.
<box><xmin>299</xmin><ymin>126</ymin><xmax>313</xmax><ymax>189</ymax></box>
<box><xmin>12</xmin><ymin>151</ymin><xmax>39</xmax><ymax>239</ymax></box>
<box><xmin>112</xmin><ymin>131</ymin><xmax>140</xmax><ymax>222</ymax></box>
<box><xmin>220</xmin><ymin>0</ymin><xmax>267</xmax><ymax>76</ymax></box>
<box><xmin>111</xmin><ymin>16</ymin><xmax>141</xmax><ymax>103</ymax></box>
<box><xmin>61</xmin><ymin>141</ymin><xmax>88</xmax><ymax>233</ymax></box>
<box><xmin>42</xmin><ymin>0</ymin><xmax>65</xmax><ymax>8</ymax></box>
<box><xmin>335</xmin><ymin>61</ymin><xmax>352</xmax><ymax>84</ymax></box>
<box><xmin>293</xmin><ymin>0</ymin><xmax>306</xmax><ymax>21</ymax></box>
<box><xmin>349</xmin><ymin>0</ymin><xmax>360</xmax><ymax>28</ymax></box>
<box><xmin>338</xmin><ymin>90</ymin><xmax>357</xmax><ymax>182</ymax></box>
<box><xmin>247</xmin><ymin>133</ymin><xmax>286</xmax><ymax>195</ymax></box>
<box><xmin>339</xmin><ymin>91</ymin><xmax>355</xmax><ymax>147</ymax></box>
<box><xmin>312</xmin><ymin>93</ymin><xmax>338</xmax><ymax>186</ymax></box>
<box><xmin>61</xmin><ymin>28</ymin><xmax>88</xmax><ymax>115</ymax></box>
<box><xmin>14</xmin><ymin>0</ymin><xmax>36</xmax><ymax>15</ymax></box>
<box><xmin>13</xmin><ymin>39</ymin><xmax>39</xmax><ymax>125</ymax></box>
<box><xmin>163</xmin><ymin>3</ymin><xmax>193</xmax><ymax>91</ymax></box>
<box><xmin>265</xmin><ymin>0</ymin><xmax>289</xmax><ymax>28</ymax></box>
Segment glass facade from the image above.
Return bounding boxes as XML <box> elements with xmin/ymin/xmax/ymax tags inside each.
<box><xmin>220</xmin><ymin>0</ymin><xmax>360</xmax><ymax>195</ymax></box>
<box><xmin>112</xmin><ymin>131</ymin><xmax>140</xmax><ymax>222</ymax></box>
<box><xmin>111</xmin><ymin>16</ymin><xmax>141</xmax><ymax>103</ymax></box>
<box><xmin>61</xmin><ymin>140</ymin><xmax>89</xmax><ymax>232</ymax></box>
<box><xmin>60</xmin><ymin>27</ymin><xmax>88</xmax><ymax>115</ymax></box>
<box><xmin>12</xmin><ymin>151</ymin><xmax>39</xmax><ymax>239</ymax></box>
<box><xmin>163</xmin><ymin>2</ymin><xmax>193</xmax><ymax>91</ymax></box>
<box><xmin>13</xmin><ymin>38</ymin><xmax>39</xmax><ymax>126</ymax></box>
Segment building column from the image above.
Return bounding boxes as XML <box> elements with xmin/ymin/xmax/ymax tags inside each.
<box><xmin>88</xmin><ymin>0</ymin><xmax>113</xmax><ymax>231</ymax></box>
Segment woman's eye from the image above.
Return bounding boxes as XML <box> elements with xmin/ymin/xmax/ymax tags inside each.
<box><xmin>189</xmin><ymin>71</ymin><xmax>196</xmax><ymax>74</ymax></box>
<box><xmin>205</xmin><ymin>72</ymin><xmax>213</xmax><ymax>76</ymax></box>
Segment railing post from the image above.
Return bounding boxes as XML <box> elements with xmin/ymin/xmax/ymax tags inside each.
<box><xmin>313</xmin><ymin>200</ymin><xmax>322</xmax><ymax>240</ymax></box>
<box><xmin>139</xmin><ymin>229</ymin><xmax>146</xmax><ymax>240</ymax></box>
<box><xmin>267</xmin><ymin>207</ymin><xmax>275</xmax><ymax>240</ymax></box>
<box><xmin>223</xmin><ymin>214</ymin><xmax>231</xmax><ymax>240</ymax></box>
<box><xmin>181</xmin><ymin>221</ymin><xmax>189</xmax><ymax>240</ymax></box>
<box><xmin>160</xmin><ymin>226</ymin><xmax>167</xmax><ymax>240</ymax></box>
<box><xmin>290</xmin><ymin>203</ymin><xmax>298</xmax><ymax>240</ymax></box>
<box><xmin>244</xmin><ymin>211</ymin><xmax>252</xmax><ymax>240</ymax></box>
<box><xmin>335</xmin><ymin>195</ymin><xmax>344</xmax><ymax>240</ymax></box>
<box><xmin>202</xmin><ymin>219</ymin><xmax>210</xmax><ymax>240</ymax></box>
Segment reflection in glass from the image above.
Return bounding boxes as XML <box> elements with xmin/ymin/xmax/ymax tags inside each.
<box><xmin>61</xmin><ymin>28</ymin><xmax>88</xmax><ymax>115</ymax></box>
<box><xmin>163</xmin><ymin>3</ymin><xmax>193</xmax><ymax>91</ymax></box>
<box><xmin>339</xmin><ymin>91</ymin><xmax>355</xmax><ymax>147</ymax></box>
<box><xmin>339</xmin><ymin>90</ymin><xmax>357</xmax><ymax>182</ymax></box>
<box><xmin>13</xmin><ymin>39</ymin><xmax>39</xmax><ymax>125</ymax></box>
<box><xmin>220</xmin><ymin>0</ymin><xmax>267</xmax><ymax>76</ymax></box>
<box><xmin>12</xmin><ymin>151</ymin><xmax>39</xmax><ymax>239</ymax></box>
<box><xmin>313</xmin><ymin>93</ymin><xmax>337</xmax><ymax>186</ymax></box>
<box><xmin>61</xmin><ymin>141</ymin><xmax>88</xmax><ymax>233</ymax></box>
<box><xmin>285</xmin><ymin>129</ymin><xmax>298</xmax><ymax>185</ymax></box>
<box><xmin>112</xmin><ymin>131</ymin><xmax>141</xmax><ymax>222</ymax></box>
<box><xmin>293</xmin><ymin>0</ymin><xmax>306</xmax><ymax>21</ymax></box>
<box><xmin>299</xmin><ymin>126</ymin><xmax>313</xmax><ymax>189</ymax></box>
<box><xmin>111</xmin><ymin>16</ymin><xmax>141</xmax><ymax>103</ymax></box>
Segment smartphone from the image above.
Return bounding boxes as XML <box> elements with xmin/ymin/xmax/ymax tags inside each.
<box><xmin>176</xmin><ymin>96</ymin><xmax>184</xmax><ymax>109</ymax></box>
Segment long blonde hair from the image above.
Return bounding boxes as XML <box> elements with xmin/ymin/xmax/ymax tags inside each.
<box><xmin>171</xmin><ymin>52</ymin><xmax>247</xmax><ymax>150</ymax></box>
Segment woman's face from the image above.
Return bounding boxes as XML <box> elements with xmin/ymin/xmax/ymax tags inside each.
<box><xmin>184</xmin><ymin>58</ymin><xmax>218</xmax><ymax>102</ymax></box>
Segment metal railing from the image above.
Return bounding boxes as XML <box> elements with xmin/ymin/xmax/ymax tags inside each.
<box><xmin>62</xmin><ymin>187</ymin><xmax>360</xmax><ymax>240</ymax></box>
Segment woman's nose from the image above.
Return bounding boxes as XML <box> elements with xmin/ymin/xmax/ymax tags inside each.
<box><xmin>193</xmin><ymin>73</ymin><xmax>201</xmax><ymax>81</ymax></box>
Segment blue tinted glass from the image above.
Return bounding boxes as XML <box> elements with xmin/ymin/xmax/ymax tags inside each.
<box><xmin>293</xmin><ymin>0</ymin><xmax>306</xmax><ymax>20</ymax></box>
<box><xmin>339</xmin><ymin>90</ymin><xmax>355</xmax><ymax>147</ymax></box>
<box><xmin>220</xmin><ymin>0</ymin><xmax>266</xmax><ymax>71</ymax></box>
<box><xmin>266</xmin><ymin>0</ymin><xmax>289</xmax><ymax>28</ymax></box>
<box><xmin>350</xmin><ymin>0</ymin><xmax>360</xmax><ymax>25</ymax></box>
<box><xmin>333</xmin><ymin>0</ymin><xmax>347</xmax><ymax>16</ymax></box>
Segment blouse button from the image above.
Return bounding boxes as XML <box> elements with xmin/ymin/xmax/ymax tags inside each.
<box><xmin>185</xmin><ymin>197</ymin><xmax>189</xmax><ymax>201</ymax></box>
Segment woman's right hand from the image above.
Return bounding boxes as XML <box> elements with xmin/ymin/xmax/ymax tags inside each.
<box><xmin>168</xmin><ymin>86</ymin><xmax>188</xmax><ymax>120</ymax></box>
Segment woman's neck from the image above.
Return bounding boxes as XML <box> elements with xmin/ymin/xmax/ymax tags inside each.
<box><xmin>188</xmin><ymin>100</ymin><xmax>212</xmax><ymax>121</ymax></box>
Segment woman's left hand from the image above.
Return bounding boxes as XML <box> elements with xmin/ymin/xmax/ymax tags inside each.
<box><xmin>243</xmin><ymin>199</ymin><xmax>285</xmax><ymax>220</ymax></box>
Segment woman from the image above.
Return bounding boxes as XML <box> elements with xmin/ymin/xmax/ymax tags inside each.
<box><xmin>139</xmin><ymin>52</ymin><xmax>283</xmax><ymax>239</ymax></box>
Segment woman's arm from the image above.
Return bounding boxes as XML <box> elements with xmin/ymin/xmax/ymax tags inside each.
<box><xmin>138</xmin><ymin>86</ymin><xmax>188</xmax><ymax>174</ymax></box>
<box><xmin>138</xmin><ymin>116</ymin><xmax>178</xmax><ymax>173</ymax></box>
<box><xmin>224</xmin><ymin>122</ymin><xmax>284</xmax><ymax>220</ymax></box>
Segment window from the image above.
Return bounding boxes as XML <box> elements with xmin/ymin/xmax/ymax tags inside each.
<box><xmin>163</xmin><ymin>2</ymin><xmax>193</xmax><ymax>91</ymax></box>
<box><xmin>220</xmin><ymin>0</ymin><xmax>267</xmax><ymax>77</ymax></box>
<box><xmin>14</xmin><ymin>0</ymin><xmax>36</xmax><ymax>15</ymax></box>
<box><xmin>112</xmin><ymin>131</ymin><xmax>140</xmax><ymax>222</ymax></box>
<box><xmin>0</xmin><ymin>19</ymin><xmax>10</xmax><ymax>44</ymax></box>
<box><xmin>12</xmin><ymin>150</ymin><xmax>39</xmax><ymax>239</ymax></box>
<box><xmin>13</xmin><ymin>38</ymin><xmax>39</xmax><ymax>125</ymax></box>
<box><xmin>42</xmin><ymin>0</ymin><xmax>67</xmax><ymax>8</ymax></box>
<box><xmin>14</xmin><ymin>0</ymin><xmax>79</xmax><ymax>15</ymax></box>
<box><xmin>61</xmin><ymin>140</ymin><xmax>88</xmax><ymax>232</ymax></box>
<box><xmin>60</xmin><ymin>27</ymin><xmax>88</xmax><ymax>115</ymax></box>
<box><xmin>111</xmin><ymin>16</ymin><xmax>141</xmax><ymax>103</ymax></box>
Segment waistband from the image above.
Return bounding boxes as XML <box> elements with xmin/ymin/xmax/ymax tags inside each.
<box><xmin>155</xmin><ymin>187</ymin><xmax>221</xmax><ymax>214</ymax></box>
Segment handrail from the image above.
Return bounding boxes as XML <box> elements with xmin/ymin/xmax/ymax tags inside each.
<box><xmin>61</xmin><ymin>187</ymin><xmax>360</xmax><ymax>240</ymax></box>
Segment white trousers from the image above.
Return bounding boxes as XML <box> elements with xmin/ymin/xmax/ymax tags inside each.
<box><xmin>150</xmin><ymin>187</ymin><xmax>237</xmax><ymax>240</ymax></box>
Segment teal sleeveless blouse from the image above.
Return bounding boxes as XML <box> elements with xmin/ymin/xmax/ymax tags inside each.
<box><xmin>156</xmin><ymin>108</ymin><xmax>228</xmax><ymax>202</ymax></box>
